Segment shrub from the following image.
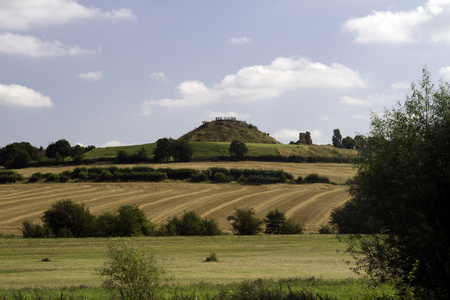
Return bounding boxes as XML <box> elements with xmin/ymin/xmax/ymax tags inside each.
<box><xmin>190</xmin><ymin>172</ymin><xmax>209</xmax><ymax>183</ymax></box>
<box><xmin>0</xmin><ymin>170</ymin><xmax>22</xmax><ymax>184</ymax></box>
<box><xmin>94</xmin><ymin>212</ymin><xmax>120</xmax><ymax>237</ymax></box>
<box><xmin>156</xmin><ymin>211</ymin><xmax>222</xmax><ymax>236</ymax></box>
<box><xmin>204</xmin><ymin>252</ymin><xmax>218</xmax><ymax>262</ymax></box>
<box><xmin>304</xmin><ymin>173</ymin><xmax>331</xmax><ymax>184</ymax></box>
<box><xmin>20</xmin><ymin>220</ymin><xmax>50</xmax><ymax>238</ymax></box>
<box><xmin>264</xmin><ymin>209</ymin><xmax>304</xmax><ymax>234</ymax></box>
<box><xmin>44</xmin><ymin>173</ymin><xmax>59</xmax><ymax>182</ymax></box>
<box><xmin>28</xmin><ymin>172</ymin><xmax>43</xmax><ymax>183</ymax></box>
<box><xmin>116</xmin><ymin>205</ymin><xmax>155</xmax><ymax>237</ymax></box>
<box><xmin>318</xmin><ymin>224</ymin><xmax>333</xmax><ymax>234</ymax></box>
<box><xmin>214</xmin><ymin>172</ymin><xmax>229</xmax><ymax>183</ymax></box>
<box><xmin>227</xmin><ymin>207</ymin><xmax>263</xmax><ymax>235</ymax></box>
<box><xmin>42</xmin><ymin>199</ymin><xmax>96</xmax><ymax>238</ymax></box>
<box><xmin>97</xmin><ymin>243</ymin><xmax>164</xmax><ymax>300</ymax></box>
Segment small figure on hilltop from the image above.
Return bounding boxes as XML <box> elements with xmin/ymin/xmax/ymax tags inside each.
<box><xmin>296</xmin><ymin>132</ymin><xmax>312</xmax><ymax>145</ymax></box>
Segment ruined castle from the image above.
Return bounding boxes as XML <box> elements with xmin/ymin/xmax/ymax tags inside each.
<box><xmin>296</xmin><ymin>131</ymin><xmax>312</xmax><ymax>145</ymax></box>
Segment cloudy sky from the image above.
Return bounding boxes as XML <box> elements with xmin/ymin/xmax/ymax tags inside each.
<box><xmin>1</xmin><ymin>0</ymin><xmax>450</xmax><ymax>147</ymax></box>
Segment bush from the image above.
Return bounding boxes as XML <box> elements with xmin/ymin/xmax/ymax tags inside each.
<box><xmin>44</xmin><ymin>173</ymin><xmax>59</xmax><ymax>182</ymax></box>
<box><xmin>116</xmin><ymin>205</ymin><xmax>155</xmax><ymax>237</ymax></box>
<box><xmin>97</xmin><ymin>243</ymin><xmax>164</xmax><ymax>300</ymax></box>
<box><xmin>190</xmin><ymin>172</ymin><xmax>209</xmax><ymax>183</ymax></box>
<box><xmin>204</xmin><ymin>252</ymin><xmax>218</xmax><ymax>262</ymax></box>
<box><xmin>28</xmin><ymin>172</ymin><xmax>43</xmax><ymax>183</ymax></box>
<box><xmin>20</xmin><ymin>220</ymin><xmax>50</xmax><ymax>238</ymax></box>
<box><xmin>304</xmin><ymin>173</ymin><xmax>330</xmax><ymax>184</ymax></box>
<box><xmin>214</xmin><ymin>172</ymin><xmax>229</xmax><ymax>183</ymax></box>
<box><xmin>0</xmin><ymin>170</ymin><xmax>22</xmax><ymax>184</ymax></box>
<box><xmin>264</xmin><ymin>209</ymin><xmax>303</xmax><ymax>234</ymax></box>
<box><xmin>156</xmin><ymin>211</ymin><xmax>222</xmax><ymax>236</ymax></box>
<box><xmin>42</xmin><ymin>199</ymin><xmax>96</xmax><ymax>238</ymax></box>
<box><xmin>227</xmin><ymin>207</ymin><xmax>263</xmax><ymax>235</ymax></box>
<box><xmin>318</xmin><ymin>224</ymin><xmax>333</xmax><ymax>234</ymax></box>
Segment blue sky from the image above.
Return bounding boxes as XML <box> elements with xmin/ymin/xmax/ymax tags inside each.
<box><xmin>1</xmin><ymin>0</ymin><xmax>450</xmax><ymax>147</ymax></box>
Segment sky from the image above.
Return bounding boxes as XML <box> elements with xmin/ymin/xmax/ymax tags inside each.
<box><xmin>1</xmin><ymin>0</ymin><xmax>450</xmax><ymax>148</ymax></box>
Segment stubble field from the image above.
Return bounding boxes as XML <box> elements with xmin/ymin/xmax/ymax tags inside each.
<box><xmin>1</xmin><ymin>162</ymin><xmax>356</xmax><ymax>235</ymax></box>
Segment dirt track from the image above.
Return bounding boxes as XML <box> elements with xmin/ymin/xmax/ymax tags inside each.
<box><xmin>0</xmin><ymin>182</ymin><xmax>350</xmax><ymax>235</ymax></box>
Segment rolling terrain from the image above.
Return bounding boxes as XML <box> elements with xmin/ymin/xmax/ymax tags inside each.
<box><xmin>1</xmin><ymin>163</ymin><xmax>356</xmax><ymax>235</ymax></box>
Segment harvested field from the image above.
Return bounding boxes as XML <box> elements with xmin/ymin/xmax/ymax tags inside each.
<box><xmin>0</xmin><ymin>182</ymin><xmax>350</xmax><ymax>235</ymax></box>
<box><xmin>14</xmin><ymin>162</ymin><xmax>357</xmax><ymax>184</ymax></box>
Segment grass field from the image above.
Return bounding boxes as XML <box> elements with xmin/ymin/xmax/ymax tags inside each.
<box><xmin>83</xmin><ymin>142</ymin><xmax>358</xmax><ymax>161</ymax></box>
<box><xmin>0</xmin><ymin>235</ymin><xmax>360</xmax><ymax>289</ymax></box>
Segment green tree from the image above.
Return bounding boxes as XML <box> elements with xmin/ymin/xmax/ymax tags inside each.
<box><xmin>42</xmin><ymin>199</ymin><xmax>95</xmax><ymax>237</ymax></box>
<box><xmin>331</xmin><ymin>69</ymin><xmax>450</xmax><ymax>297</ymax></box>
<box><xmin>353</xmin><ymin>134</ymin><xmax>366</xmax><ymax>150</ymax></box>
<box><xmin>264</xmin><ymin>209</ymin><xmax>303</xmax><ymax>234</ymax></box>
<box><xmin>341</xmin><ymin>136</ymin><xmax>355</xmax><ymax>149</ymax></box>
<box><xmin>227</xmin><ymin>207</ymin><xmax>263</xmax><ymax>235</ymax></box>
<box><xmin>0</xmin><ymin>142</ymin><xmax>38</xmax><ymax>168</ymax></box>
<box><xmin>97</xmin><ymin>243</ymin><xmax>164</xmax><ymax>300</ymax></box>
<box><xmin>153</xmin><ymin>138</ymin><xmax>193</xmax><ymax>162</ymax></box>
<box><xmin>229</xmin><ymin>140</ymin><xmax>248</xmax><ymax>160</ymax></box>
<box><xmin>116</xmin><ymin>205</ymin><xmax>154</xmax><ymax>237</ymax></box>
<box><xmin>46</xmin><ymin>139</ymin><xmax>72</xmax><ymax>159</ymax></box>
<box><xmin>332</xmin><ymin>129</ymin><xmax>342</xmax><ymax>148</ymax></box>
<box><xmin>71</xmin><ymin>144</ymin><xmax>85</xmax><ymax>163</ymax></box>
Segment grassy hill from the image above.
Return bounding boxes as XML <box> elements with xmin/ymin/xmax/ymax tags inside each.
<box><xmin>84</xmin><ymin>142</ymin><xmax>358</xmax><ymax>162</ymax></box>
<box><xmin>178</xmin><ymin>119</ymin><xmax>280</xmax><ymax>144</ymax></box>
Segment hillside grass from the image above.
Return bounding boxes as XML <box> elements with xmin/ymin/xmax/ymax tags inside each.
<box><xmin>84</xmin><ymin>142</ymin><xmax>358</xmax><ymax>161</ymax></box>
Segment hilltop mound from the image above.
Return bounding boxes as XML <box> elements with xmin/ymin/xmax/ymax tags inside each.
<box><xmin>178</xmin><ymin>119</ymin><xmax>280</xmax><ymax>144</ymax></box>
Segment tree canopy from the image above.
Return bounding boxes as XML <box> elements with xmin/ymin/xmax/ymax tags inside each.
<box><xmin>331</xmin><ymin>68</ymin><xmax>450</xmax><ymax>298</ymax></box>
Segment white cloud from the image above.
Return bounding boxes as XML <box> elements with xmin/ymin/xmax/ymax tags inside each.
<box><xmin>202</xmin><ymin>111</ymin><xmax>251</xmax><ymax>121</ymax></box>
<box><xmin>230</xmin><ymin>37</ymin><xmax>252</xmax><ymax>44</ymax></box>
<box><xmin>439</xmin><ymin>66</ymin><xmax>450</xmax><ymax>81</ymax></box>
<box><xmin>352</xmin><ymin>113</ymin><xmax>370</xmax><ymax>120</ymax></box>
<box><xmin>0</xmin><ymin>0</ymin><xmax>135</xmax><ymax>31</ymax></box>
<box><xmin>143</xmin><ymin>56</ymin><xmax>368</xmax><ymax>114</ymax></box>
<box><xmin>391</xmin><ymin>81</ymin><xmax>410</xmax><ymax>90</ymax></box>
<box><xmin>341</xmin><ymin>92</ymin><xmax>403</xmax><ymax>107</ymax></box>
<box><xmin>150</xmin><ymin>72</ymin><xmax>166</xmax><ymax>80</ymax></box>
<box><xmin>343</xmin><ymin>0</ymin><xmax>450</xmax><ymax>43</ymax></box>
<box><xmin>79</xmin><ymin>71</ymin><xmax>103</xmax><ymax>81</ymax></box>
<box><xmin>0</xmin><ymin>83</ymin><xmax>54</xmax><ymax>107</ymax></box>
<box><xmin>99</xmin><ymin>140</ymin><xmax>128</xmax><ymax>147</ymax></box>
<box><xmin>0</xmin><ymin>33</ymin><xmax>100</xmax><ymax>57</ymax></box>
<box><xmin>271</xmin><ymin>129</ymin><xmax>324</xmax><ymax>144</ymax></box>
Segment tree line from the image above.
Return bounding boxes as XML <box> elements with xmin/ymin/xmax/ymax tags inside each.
<box><xmin>21</xmin><ymin>199</ymin><xmax>303</xmax><ymax>238</ymax></box>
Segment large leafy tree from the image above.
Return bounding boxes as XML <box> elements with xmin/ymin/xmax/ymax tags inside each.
<box><xmin>332</xmin><ymin>129</ymin><xmax>342</xmax><ymax>148</ymax></box>
<box><xmin>331</xmin><ymin>69</ymin><xmax>450</xmax><ymax>297</ymax></box>
<box><xmin>229</xmin><ymin>140</ymin><xmax>248</xmax><ymax>160</ymax></box>
<box><xmin>227</xmin><ymin>207</ymin><xmax>263</xmax><ymax>235</ymax></box>
<box><xmin>153</xmin><ymin>138</ymin><xmax>193</xmax><ymax>162</ymax></box>
<box><xmin>46</xmin><ymin>139</ymin><xmax>72</xmax><ymax>159</ymax></box>
<box><xmin>0</xmin><ymin>142</ymin><xmax>38</xmax><ymax>168</ymax></box>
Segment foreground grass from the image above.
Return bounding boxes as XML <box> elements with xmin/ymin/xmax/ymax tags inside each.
<box><xmin>0</xmin><ymin>235</ymin><xmax>399</xmax><ymax>299</ymax></box>
<box><xmin>0</xmin><ymin>235</ymin><xmax>358</xmax><ymax>288</ymax></box>
<box><xmin>0</xmin><ymin>278</ymin><xmax>398</xmax><ymax>299</ymax></box>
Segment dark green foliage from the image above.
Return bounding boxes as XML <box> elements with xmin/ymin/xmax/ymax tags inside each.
<box><xmin>153</xmin><ymin>138</ymin><xmax>193</xmax><ymax>162</ymax></box>
<box><xmin>204</xmin><ymin>252</ymin><xmax>218</xmax><ymax>262</ymax></box>
<box><xmin>354</xmin><ymin>135</ymin><xmax>366</xmax><ymax>150</ymax></box>
<box><xmin>95</xmin><ymin>212</ymin><xmax>120</xmax><ymax>237</ymax></box>
<box><xmin>264</xmin><ymin>209</ymin><xmax>303</xmax><ymax>234</ymax></box>
<box><xmin>332</xmin><ymin>69</ymin><xmax>450</xmax><ymax>297</ymax></box>
<box><xmin>229</xmin><ymin>140</ymin><xmax>248</xmax><ymax>160</ymax></box>
<box><xmin>0</xmin><ymin>142</ymin><xmax>38</xmax><ymax>168</ymax></box>
<box><xmin>341</xmin><ymin>136</ymin><xmax>355</xmax><ymax>149</ymax></box>
<box><xmin>28</xmin><ymin>172</ymin><xmax>44</xmax><ymax>183</ymax></box>
<box><xmin>214</xmin><ymin>172</ymin><xmax>230</xmax><ymax>183</ymax></box>
<box><xmin>156</xmin><ymin>211</ymin><xmax>222</xmax><ymax>236</ymax></box>
<box><xmin>42</xmin><ymin>199</ymin><xmax>95</xmax><ymax>238</ymax></box>
<box><xmin>46</xmin><ymin>139</ymin><xmax>72</xmax><ymax>159</ymax></box>
<box><xmin>227</xmin><ymin>207</ymin><xmax>263</xmax><ymax>235</ymax></box>
<box><xmin>156</xmin><ymin>168</ymin><xmax>198</xmax><ymax>180</ymax></box>
<box><xmin>115</xmin><ymin>205</ymin><xmax>155</xmax><ymax>237</ymax></box>
<box><xmin>304</xmin><ymin>173</ymin><xmax>330</xmax><ymax>184</ymax></box>
<box><xmin>20</xmin><ymin>220</ymin><xmax>50</xmax><ymax>238</ymax></box>
<box><xmin>190</xmin><ymin>171</ymin><xmax>209</xmax><ymax>183</ymax></box>
<box><xmin>71</xmin><ymin>145</ymin><xmax>85</xmax><ymax>163</ymax></box>
<box><xmin>44</xmin><ymin>173</ymin><xmax>59</xmax><ymax>182</ymax></box>
<box><xmin>0</xmin><ymin>170</ymin><xmax>22</xmax><ymax>184</ymax></box>
<box><xmin>318</xmin><ymin>224</ymin><xmax>333</xmax><ymax>234</ymax></box>
<box><xmin>332</xmin><ymin>129</ymin><xmax>342</xmax><ymax>148</ymax></box>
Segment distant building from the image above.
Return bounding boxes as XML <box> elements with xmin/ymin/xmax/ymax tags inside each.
<box><xmin>296</xmin><ymin>131</ymin><xmax>312</xmax><ymax>145</ymax></box>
